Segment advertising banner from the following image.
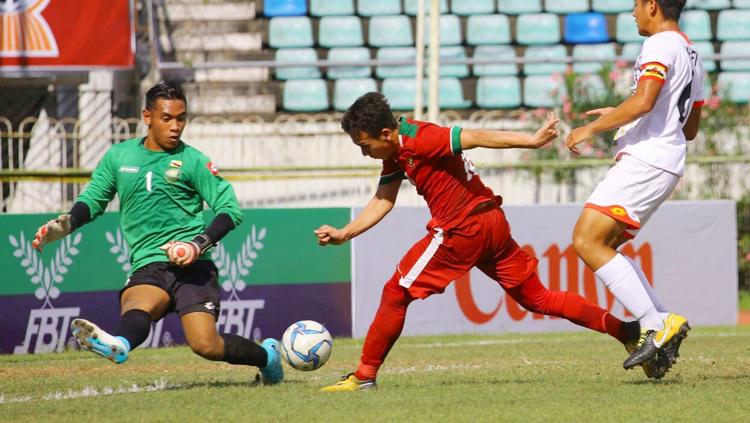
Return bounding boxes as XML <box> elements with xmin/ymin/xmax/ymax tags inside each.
<box><xmin>352</xmin><ymin>202</ymin><xmax>738</xmax><ymax>337</ymax></box>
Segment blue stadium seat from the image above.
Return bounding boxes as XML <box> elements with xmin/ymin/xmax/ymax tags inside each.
<box><xmin>717</xmin><ymin>72</ymin><xmax>750</xmax><ymax>103</ymax></box>
<box><xmin>680</xmin><ymin>10</ymin><xmax>712</xmax><ymax>42</ymax></box>
<box><xmin>517</xmin><ymin>13</ymin><xmax>561</xmax><ymax>45</ymax></box>
<box><xmin>523</xmin><ymin>75</ymin><xmax>567</xmax><ymax>108</ymax></box>
<box><xmin>310</xmin><ymin>0</ymin><xmax>353</xmax><ymax>16</ymax></box>
<box><xmin>523</xmin><ymin>45</ymin><xmax>567</xmax><ymax>75</ymax></box>
<box><xmin>592</xmin><ymin>0</ymin><xmax>632</xmax><ymax>13</ymax></box>
<box><xmin>327</xmin><ymin>47</ymin><xmax>371</xmax><ymax>79</ymax></box>
<box><xmin>720</xmin><ymin>41</ymin><xmax>750</xmax><ymax>71</ymax></box>
<box><xmin>545</xmin><ymin>0</ymin><xmax>589</xmax><ymax>13</ymax></box>
<box><xmin>431</xmin><ymin>78</ymin><xmax>472</xmax><ymax>109</ymax></box>
<box><xmin>357</xmin><ymin>0</ymin><xmax>401</xmax><ymax>16</ymax></box>
<box><xmin>473</xmin><ymin>45</ymin><xmax>518</xmax><ymax>76</ymax></box>
<box><xmin>404</xmin><ymin>0</ymin><xmax>448</xmax><ymax>15</ymax></box>
<box><xmin>275</xmin><ymin>48</ymin><xmax>320</xmax><ymax>80</ymax></box>
<box><xmin>476</xmin><ymin>76</ymin><xmax>521</xmax><ymax>109</ymax></box>
<box><xmin>573</xmin><ymin>43</ymin><xmax>616</xmax><ymax>74</ymax></box>
<box><xmin>621</xmin><ymin>42</ymin><xmax>642</xmax><ymax>62</ymax></box>
<box><xmin>422</xmin><ymin>14</ymin><xmax>462</xmax><ymax>46</ymax></box>
<box><xmin>376</xmin><ymin>47</ymin><xmax>416</xmax><ymax>78</ymax></box>
<box><xmin>467</xmin><ymin>14</ymin><xmax>511</xmax><ymax>45</ymax></box>
<box><xmin>616</xmin><ymin>12</ymin><xmax>646</xmax><ymax>43</ymax></box>
<box><xmin>735</xmin><ymin>0</ymin><xmax>750</xmax><ymax>8</ymax></box>
<box><xmin>264</xmin><ymin>0</ymin><xmax>306</xmax><ymax>17</ymax></box>
<box><xmin>382</xmin><ymin>78</ymin><xmax>417</xmax><ymax>110</ymax></box>
<box><xmin>717</xmin><ymin>10</ymin><xmax>750</xmax><ymax>41</ymax></box>
<box><xmin>693</xmin><ymin>41</ymin><xmax>716</xmax><ymax>73</ymax></box>
<box><xmin>428</xmin><ymin>46</ymin><xmax>469</xmax><ymax>78</ymax></box>
<box><xmin>452</xmin><ymin>0</ymin><xmax>494</xmax><ymax>16</ymax></box>
<box><xmin>269</xmin><ymin>17</ymin><xmax>313</xmax><ymax>48</ymax></box>
<box><xmin>319</xmin><ymin>16</ymin><xmax>363</xmax><ymax>47</ymax></box>
<box><xmin>686</xmin><ymin>0</ymin><xmax>730</xmax><ymax>10</ymax></box>
<box><xmin>333</xmin><ymin>78</ymin><xmax>378</xmax><ymax>111</ymax></box>
<box><xmin>564</xmin><ymin>13</ymin><xmax>609</xmax><ymax>44</ymax></box>
<box><xmin>369</xmin><ymin>15</ymin><xmax>413</xmax><ymax>47</ymax></box>
<box><xmin>283</xmin><ymin>79</ymin><xmax>329</xmax><ymax>112</ymax></box>
<box><xmin>498</xmin><ymin>0</ymin><xmax>542</xmax><ymax>14</ymax></box>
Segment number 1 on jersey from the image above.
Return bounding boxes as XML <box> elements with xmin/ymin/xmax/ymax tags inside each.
<box><xmin>146</xmin><ymin>171</ymin><xmax>153</xmax><ymax>192</ymax></box>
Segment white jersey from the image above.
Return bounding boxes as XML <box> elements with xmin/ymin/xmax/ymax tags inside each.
<box><xmin>614</xmin><ymin>31</ymin><xmax>705</xmax><ymax>176</ymax></box>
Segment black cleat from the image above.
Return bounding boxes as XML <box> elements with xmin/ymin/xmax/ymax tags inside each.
<box><xmin>623</xmin><ymin>322</ymin><xmax>664</xmax><ymax>379</ymax></box>
<box><xmin>623</xmin><ymin>329</ymin><xmax>659</xmax><ymax>370</ymax></box>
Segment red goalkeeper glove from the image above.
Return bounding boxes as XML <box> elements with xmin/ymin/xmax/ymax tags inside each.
<box><xmin>32</xmin><ymin>214</ymin><xmax>72</xmax><ymax>252</ymax></box>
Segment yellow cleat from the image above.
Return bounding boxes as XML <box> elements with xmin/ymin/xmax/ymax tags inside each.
<box><xmin>653</xmin><ymin>313</ymin><xmax>690</xmax><ymax>349</ymax></box>
<box><xmin>320</xmin><ymin>373</ymin><xmax>377</xmax><ymax>393</ymax></box>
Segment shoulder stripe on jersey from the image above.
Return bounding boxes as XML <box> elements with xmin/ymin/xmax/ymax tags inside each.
<box><xmin>379</xmin><ymin>170</ymin><xmax>405</xmax><ymax>185</ymax></box>
<box><xmin>640</xmin><ymin>75</ymin><xmax>666</xmax><ymax>84</ymax></box>
<box><xmin>398</xmin><ymin>116</ymin><xmax>418</xmax><ymax>138</ymax></box>
<box><xmin>450</xmin><ymin>126</ymin><xmax>462</xmax><ymax>155</ymax></box>
<box><xmin>693</xmin><ymin>100</ymin><xmax>705</xmax><ymax>109</ymax></box>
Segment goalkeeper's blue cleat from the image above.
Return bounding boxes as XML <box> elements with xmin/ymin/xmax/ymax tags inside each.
<box><xmin>71</xmin><ymin>318</ymin><xmax>129</xmax><ymax>364</ymax></box>
<box><xmin>259</xmin><ymin>338</ymin><xmax>284</xmax><ymax>385</ymax></box>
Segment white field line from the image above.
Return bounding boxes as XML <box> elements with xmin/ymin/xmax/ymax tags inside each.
<box><xmin>0</xmin><ymin>379</ymin><xmax>180</xmax><ymax>405</ymax></box>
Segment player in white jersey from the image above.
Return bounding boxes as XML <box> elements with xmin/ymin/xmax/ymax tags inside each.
<box><xmin>565</xmin><ymin>0</ymin><xmax>703</xmax><ymax>377</ymax></box>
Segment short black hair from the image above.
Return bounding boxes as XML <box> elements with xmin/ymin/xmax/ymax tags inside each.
<box><xmin>341</xmin><ymin>92</ymin><xmax>397</xmax><ymax>139</ymax></box>
<box><xmin>654</xmin><ymin>0</ymin><xmax>686</xmax><ymax>21</ymax></box>
<box><xmin>145</xmin><ymin>81</ymin><xmax>187</xmax><ymax>111</ymax></box>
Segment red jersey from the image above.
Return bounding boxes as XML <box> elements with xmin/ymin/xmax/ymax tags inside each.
<box><xmin>380</xmin><ymin>117</ymin><xmax>496</xmax><ymax>229</ymax></box>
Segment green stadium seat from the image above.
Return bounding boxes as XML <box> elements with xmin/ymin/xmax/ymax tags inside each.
<box><xmin>476</xmin><ymin>76</ymin><xmax>521</xmax><ymax>108</ymax></box>
<box><xmin>334</xmin><ymin>78</ymin><xmax>378</xmax><ymax>111</ymax></box>
<box><xmin>523</xmin><ymin>45</ymin><xmax>567</xmax><ymax>75</ymax></box>
<box><xmin>572</xmin><ymin>43</ymin><xmax>616</xmax><ymax>74</ymax></box>
<box><xmin>404</xmin><ymin>0</ymin><xmax>448</xmax><ymax>15</ymax></box>
<box><xmin>376</xmin><ymin>47</ymin><xmax>416</xmax><ymax>78</ymax></box>
<box><xmin>283</xmin><ymin>79</ymin><xmax>329</xmax><ymax>111</ymax></box>
<box><xmin>452</xmin><ymin>0</ymin><xmax>494</xmax><ymax>16</ymax></box>
<box><xmin>735</xmin><ymin>0</ymin><xmax>750</xmax><ymax>8</ymax></box>
<box><xmin>327</xmin><ymin>47</ymin><xmax>371</xmax><ymax>79</ymax></box>
<box><xmin>467</xmin><ymin>14</ymin><xmax>511</xmax><ymax>45</ymax></box>
<box><xmin>621</xmin><ymin>42</ymin><xmax>642</xmax><ymax>62</ymax></box>
<box><xmin>523</xmin><ymin>75</ymin><xmax>567</xmax><ymax>108</ymax></box>
<box><xmin>592</xmin><ymin>0</ymin><xmax>632</xmax><ymax>13</ymax></box>
<box><xmin>357</xmin><ymin>0</ymin><xmax>401</xmax><ymax>16</ymax></box>
<box><xmin>269</xmin><ymin>16</ymin><xmax>313</xmax><ymax>48</ymax></box>
<box><xmin>686</xmin><ymin>0</ymin><xmax>730</xmax><ymax>10</ymax></box>
<box><xmin>274</xmin><ymin>48</ymin><xmax>320</xmax><ymax>80</ymax></box>
<box><xmin>369</xmin><ymin>15</ymin><xmax>413</xmax><ymax>47</ymax></box>
<box><xmin>310</xmin><ymin>0</ymin><xmax>354</xmax><ymax>16</ymax></box>
<box><xmin>498</xmin><ymin>0</ymin><xmax>542</xmax><ymax>15</ymax></box>
<box><xmin>693</xmin><ymin>41</ymin><xmax>716</xmax><ymax>73</ymax></box>
<box><xmin>422</xmin><ymin>14</ymin><xmax>462</xmax><ymax>45</ymax></box>
<box><xmin>382</xmin><ymin>78</ymin><xmax>417</xmax><ymax>110</ymax></box>
<box><xmin>577</xmin><ymin>75</ymin><xmax>607</xmax><ymax>102</ymax></box>
<box><xmin>545</xmin><ymin>0</ymin><xmax>589</xmax><ymax>14</ymax></box>
<box><xmin>720</xmin><ymin>41</ymin><xmax>750</xmax><ymax>71</ymax></box>
<box><xmin>427</xmin><ymin>46</ymin><xmax>469</xmax><ymax>78</ymax></box>
<box><xmin>680</xmin><ymin>10</ymin><xmax>712</xmax><ymax>42</ymax></box>
<box><xmin>264</xmin><ymin>0</ymin><xmax>306</xmax><ymax>17</ymax></box>
<box><xmin>473</xmin><ymin>45</ymin><xmax>518</xmax><ymax>76</ymax></box>
<box><xmin>616</xmin><ymin>12</ymin><xmax>646</xmax><ymax>43</ymax></box>
<box><xmin>431</xmin><ymin>78</ymin><xmax>472</xmax><ymax>109</ymax></box>
<box><xmin>517</xmin><ymin>13</ymin><xmax>561</xmax><ymax>45</ymax></box>
<box><xmin>717</xmin><ymin>10</ymin><xmax>750</xmax><ymax>41</ymax></box>
<box><xmin>717</xmin><ymin>72</ymin><xmax>750</xmax><ymax>103</ymax></box>
<box><xmin>319</xmin><ymin>16</ymin><xmax>363</xmax><ymax>47</ymax></box>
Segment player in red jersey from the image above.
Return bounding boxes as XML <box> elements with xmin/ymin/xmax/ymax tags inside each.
<box><xmin>315</xmin><ymin>93</ymin><xmax>645</xmax><ymax>392</ymax></box>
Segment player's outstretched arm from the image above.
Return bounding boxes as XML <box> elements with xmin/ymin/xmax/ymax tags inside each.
<box><xmin>460</xmin><ymin>112</ymin><xmax>559</xmax><ymax>150</ymax></box>
<box><xmin>315</xmin><ymin>179</ymin><xmax>400</xmax><ymax>246</ymax></box>
<box><xmin>32</xmin><ymin>202</ymin><xmax>91</xmax><ymax>252</ymax></box>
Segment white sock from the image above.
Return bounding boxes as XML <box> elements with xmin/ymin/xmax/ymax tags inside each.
<box><xmin>595</xmin><ymin>253</ymin><xmax>664</xmax><ymax>331</ymax></box>
<box><xmin>624</xmin><ymin>256</ymin><xmax>670</xmax><ymax>320</ymax></box>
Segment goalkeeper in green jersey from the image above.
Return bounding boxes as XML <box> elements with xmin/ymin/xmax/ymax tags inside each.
<box><xmin>30</xmin><ymin>82</ymin><xmax>283</xmax><ymax>384</ymax></box>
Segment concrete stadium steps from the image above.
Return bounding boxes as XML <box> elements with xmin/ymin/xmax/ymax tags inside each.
<box><xmin>159</xmin><ymin>32</ymin><xmax>262</xmax><ymax>54</ymax></box>
<box><xmin>183</xmin><ymin>82</ymin><xmax>278</xmax><ymax>114</ymax></box>
<box><xmin>157</xmin><ymin>1</ymin><xmax>256</xmax><ymax>22</ymax></box>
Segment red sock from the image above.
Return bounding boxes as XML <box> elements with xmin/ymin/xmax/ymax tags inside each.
<box><xmin>355</xmin><ymin>273</ymin><xmax>414</xmax><ymax>381</ymax></box>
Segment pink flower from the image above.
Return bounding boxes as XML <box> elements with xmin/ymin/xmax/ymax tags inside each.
<box><xmin>565</xmin><ymin>64</ymin><xmax>574</xmax><ymax>75</ymax></box>
<box><xmin>609</xmin><ymin>71</ymin><xmax>619</xmax><ymax>83</ymax></box>
<box><xmin>707</xmin><ymin>96</ymin><xmax>720</xmax><ymax>110</ymax></box>
<box><xmin>534</xmin><ymin>108</ymin><xmax>546</xmax><ymax>118</ymax></box>
<box><xmin>595</xmin><ymin>150</ymin><xmax>606</xmax><ymax>158</ymax></box>
<box><xmin>615</xmin><ymin>60</ymin><xmax>628</xmax><ymax>69</ymax></box>
<box><xmin>519</xmin><ymin>112</ymin><xmax>528</xmax><ymax>123</ymax></box>
<box><xmin>563</xmin><ymin>100</ymin><xmax>572</xmax><ymax>115</ymax></box>
<box><xmin>745</xmin><ymin>251</ymin><xmax>750</xmax><ymax>262</ymax></box>
<box><xmin>551</xmin><ymin>72</ymin><xmax>562</xmax><ymax>82</ymax></box>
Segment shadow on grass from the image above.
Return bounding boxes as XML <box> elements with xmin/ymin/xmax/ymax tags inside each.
<box><xmin>164</xmin><ymin>377</ymin><xmax>307</xmax><ymax>391</ymax></box>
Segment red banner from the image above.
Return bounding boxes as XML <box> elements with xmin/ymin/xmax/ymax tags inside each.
<box><xmin>0</xmin><ymin>0</ymin><xmax>134</xmax><ymax>69</ymax></box>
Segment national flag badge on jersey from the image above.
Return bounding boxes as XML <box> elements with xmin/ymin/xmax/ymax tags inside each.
<box><xmin>170</xmin><ymin>160</ymin><xmax>183</xmax><ymax>168</ymax></box>
<box><xmin>206</xmin><ymin>161</ymin><xmax>219</xmax><ymax>176</ymax></box>
<box><xmin>641</xmin><ymin>62</ymin><xmax>667</xmax><ymax>82</ymax></box>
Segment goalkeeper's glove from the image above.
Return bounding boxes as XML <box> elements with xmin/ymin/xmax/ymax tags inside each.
<box><xmin>32</xmin><ymin>214</ymin><xmax>72</xmax><ymax>252</ymax></box>
<box><xmin>159</xmin><ymin>234</ymin><xmax>213</xmax><ymax>267</ymax></box>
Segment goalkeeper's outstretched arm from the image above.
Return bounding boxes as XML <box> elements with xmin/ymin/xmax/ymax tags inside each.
<box><xmin>32</xmin><ymin>202</ymin><xmax>91</xmax><ymax>252</ymax></box>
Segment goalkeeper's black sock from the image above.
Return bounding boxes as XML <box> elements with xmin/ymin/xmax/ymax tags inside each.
<box><xmin>114</xmin><ymin>309</ymin><xmax>152</xmax><ymax>350</ymax></box>
<box><xmin>221</xmin><ymin>333</ymin><xmax>268</xmax><ymax>367</ymax></box>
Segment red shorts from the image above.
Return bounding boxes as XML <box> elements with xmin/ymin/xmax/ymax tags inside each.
<box><xmin>396</xmin><ymin>207</ymin><xmax>538</xmax><ymax>299</ymax></box>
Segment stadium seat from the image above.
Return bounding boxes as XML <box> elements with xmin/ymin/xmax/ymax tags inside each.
<box><xmin>404</xmin><ymin>0</ymin><xmax>449</xmax><ymax>15</ymax></box>
<box><xmin>310</xmin><ymin>0</ymin><xmax>354</xmax><ymax>16</ymax></box>
<box><xmin>422</xmin><ymin>14</ymin><xmax>462</xmax><ymax>46</ymax></box>
<box><xmin>621</xmin><ymin>42</ymin><xmax>642</xmax><ymax>62</ymax></box>
<box><xmin>720</xmin><ymin>41</ymin><xmax>750</xmax><ymax>71</ymax></box>
<box><xmin>564</xmin><ymin>13</ymin><xmax>609</xmax><ymax>44</ymax></box>
<box><xmin>577</xmin><ymin>74</ymin><xmax>607</xmax><ymax>102</ymax></box>
<box><xmin>693</xmin><ymin>41</ymin><xmax>716</xmax><ymax>73</ymax></box>
<box><xmin>685</xmin><ymin>0</ymin><xmax>730</xmax><ymax>9</ymax></box>
<box><xmin>517</xmin><ymin>13</ymin><xmax>561</xmax><ymax>45</ymax></box>
<box><xmin>473</xmin><ymin>45</ymin><xmax>518</xmax><ymax>76</ymax></box>
<box><xmin>523</xmin><ymin>45</ymin><xmax>567</xmax><ymax>75</ymax></box>
<box><xmin>264</xmin><ymin>0</ymin><xmax>307</xmax><ymax>17</ymax></box>
<box><xmin>498</xmin><ymin>0</ymin><xmax>542</xmax><ymax>14</ymax></box>
<box><xmin>376</xmin><ymin>47</ymin><xmax>416</xmax><ymax>78</ymax></box>
<box><xmin>428</xmin><ymin>46</ymin><xmax>469</xmax><ymax>78</ymax></box>
<box><xmin>735</xmin><ymin>0</ymin><xmax>750</xmax><ymax>8</ymax></box>
<box><xmin>545</xmin><ymin>0</ymin><xmax>590</xmax><ymax>14</ymax></box>
<box><xmin>431</xmin><ymin>78</ymin><xmax>472</xmax><ymax>109</ymax></box>
<box><xmin>327</xmin><ymin>47</ymin><xmax>371</xmax><ymax>79</ymax></box>
<box><xmin>680</xmin><ymin>10</ymin><xmax>712</xmax><ymax>42</ymax></box>
<box><xmin>592</xmin><ymin>0</ymin><xmax>632</xmax><ymax>13</ymax></box>
<box><xmin>333</xmin><ymin>78</ymin><xmax>378</xmax><ymax>111</ymax></box>
<box><xmin>274</xmin><ymin>48</ymin><xmax>320</xmax><ymax>80</ymax></box>
<box><xmin>467</xmin><ymin>14</ymin><xmax>512</xmax><ymax>45</ymax></box>
<box><xmin>319</xmin><ymin>16</ymin><xmax>363</xmax><ymax>47</ymax></box>
<box><xmin>369</xmin><ymin>15</ymin><xmax>413</xmax><ymax>47</ymax></box>
<box><xmin>269</xmin><ymin>17</ymin><xmax>313</xmax><ymax>48</ymax></box>
<box><xmin>523</xmin><ymin>75</ymin><xmax>567</xmax><ymax>108</ymax></box>
<box><xmin>451</xmin><ymin>0</ymin><xmax>494</xmax><ymax>16</ymax></box>
<box><xmin>616</xmin><ymin>12</ymin><xmax>646</xmax><ymax>43</ymax></box>
<box><xmin>357</xmin><ymin>0</ymin><xmax>401</xmax><ymax>16</ymax></box>
<box><xmin>476</xmin><ymin>76</ymin><xmax>521</xmax><ymax>109</ymax></box>
<box><xmin>572</xmin><ymin>43</ymin><xmax>616</xmax><ymax>74</ymax></box>
<box><xmin>283</xmin><ymin>79</ymin><xmax>329</xmax><ymax>112</ymax></box>
<box><xmin>382</xmin><ymin>78</ymin><xmax>417</xmax><ymax>109</ymax></box>
<box><xmin>717</xmin><ymin>10</ymin><xmax>750</xmax><ymax>41</ymax></box>
<box><xmin>717</xmin><ymin>72</ymin><xmax>750</xmax><ymax>103</ymax></box>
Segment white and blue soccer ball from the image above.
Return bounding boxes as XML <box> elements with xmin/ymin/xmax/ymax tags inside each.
<box><xmin>281</xmin><ymin>320</ymin><xmax>333</xmax><ymax>371</ymax></box>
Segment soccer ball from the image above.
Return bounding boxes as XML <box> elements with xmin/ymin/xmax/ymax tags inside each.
<box><xmin>281</xmin><ymin>320</ymin><xmax>333</xmax><ymax>371</ymax></box>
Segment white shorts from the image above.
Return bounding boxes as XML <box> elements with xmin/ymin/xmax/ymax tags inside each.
<box><xmin>585</xmin><ymin>154</ymin><xmax>680</xmax><ymax>239</ymax></box>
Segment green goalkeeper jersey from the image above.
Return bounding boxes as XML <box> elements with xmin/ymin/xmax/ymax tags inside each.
<box><xmin>77</xmin><ymin>137</ymin><xmax>243</xmax><ymax>273</ymax></box>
